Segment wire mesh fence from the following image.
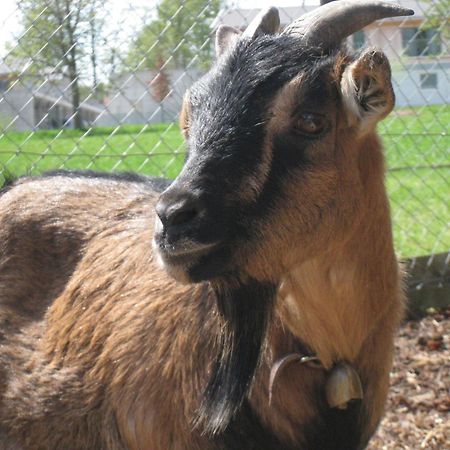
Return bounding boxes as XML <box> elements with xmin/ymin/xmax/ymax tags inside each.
<box><xmin>0</xmin><ymin>0</ymin><xmax>448</xmax><ymax>298</ymax></box>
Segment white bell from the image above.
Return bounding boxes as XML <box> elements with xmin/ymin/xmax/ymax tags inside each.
<box><xmin>325</xmin><ymin>362</ymin><xmax>363</xmax><ymax>409</ymax></box>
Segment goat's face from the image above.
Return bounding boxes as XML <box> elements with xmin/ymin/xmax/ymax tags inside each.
<box><xmin>153</xmin><ymin>2</ymin><xmax>411</xmax><ymax>285</ymax></box>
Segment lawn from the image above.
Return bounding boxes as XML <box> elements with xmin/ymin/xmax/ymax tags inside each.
<box><xmin>0</xmin><ymin>105</ymin><xmax>448</xmax><ymax>259</ymax></box>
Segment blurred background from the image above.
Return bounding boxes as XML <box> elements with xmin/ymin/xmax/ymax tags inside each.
<box><xmin>0</xmin><ymin>0</ymin><xmax>448</xmax><ymax>308</ymax></box>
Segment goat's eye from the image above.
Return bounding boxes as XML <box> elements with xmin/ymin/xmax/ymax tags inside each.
<box><xmin>294</xmin><ymin>113</ymin><xmax>326</xmax><ymax>136</ymax></box>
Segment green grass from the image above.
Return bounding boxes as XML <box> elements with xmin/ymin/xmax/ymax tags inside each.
<box><xmin>0</xmin><ymin>123</ymin><xmax>186</xmax><ymax>180</ymax></box>
<box><xmin>379</xmin><ymin>104</ymin><xmax>449</xmax><ymax>257</ymax></box>
<box><xmin>0</xmin><ymin>105</ymin><xmax>448</xmax><ymax>259</ymax></box>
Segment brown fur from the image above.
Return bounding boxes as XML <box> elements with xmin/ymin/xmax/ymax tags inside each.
<box><xmin>0</xmin><ymin>50</ymin><xmax>403</xmax><ymax>449</ymax></box>
<box><xmin>179</xmin><ymin>93</ymin><xmax>190</xmax><ymax>139</ymax></box>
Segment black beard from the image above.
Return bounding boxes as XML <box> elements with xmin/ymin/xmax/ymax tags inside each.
<box><xmin>196</xmin><ymin>277</ymin><xmax>276</xmax><ymax>435</ymax></box>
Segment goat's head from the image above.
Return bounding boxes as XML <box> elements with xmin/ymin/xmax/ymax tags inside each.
<box><xmin>154</xmin><ymin>0</ymin><xmax>412</xmax><ymax>285</ymax></box>
<box><xmin>153</xmin><ymin>0</ymin><xmax>413</xmax><ymax>435</ymax></box>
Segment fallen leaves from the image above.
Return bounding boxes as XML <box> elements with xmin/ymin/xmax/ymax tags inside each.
<box><xmin>368</xmin><ymin>309</ymin><xmax>450</xmax><ymax>450</ymax></box>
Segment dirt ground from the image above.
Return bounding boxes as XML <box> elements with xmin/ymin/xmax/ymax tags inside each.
<box><xmin>368</xmin><ymin>308</ymin><xmax>450</xmax><ymax>450</ymax></box>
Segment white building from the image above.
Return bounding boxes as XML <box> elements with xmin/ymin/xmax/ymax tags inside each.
<box><xmin>100</xmin><ymin>68</ymin><xmax>204</xmax><ymax>126</ymax></box>
<box><xmin>0</xmin><ymin>60</ymin><xmax>103</xmax><ymax>131</ymax></box>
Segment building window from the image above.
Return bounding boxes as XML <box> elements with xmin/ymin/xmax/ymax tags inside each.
<box><xmin>420</xmin><ymin>73</ymin><xmax>438</xmax><ymax>89</ymax></box>
<box><xmin>352</xmin><ymin>31</ymin><xmax>366</xmax><ymax>50</ymax></box>
<box><xmin>401</xmin><ymin>27</ymin><xmax>441</xmax><ymax>56</ymax></box>
<box><xmin>0</xmin><ymin>79</ymin><xmax>10</xmax><ymax>91</ymax></box>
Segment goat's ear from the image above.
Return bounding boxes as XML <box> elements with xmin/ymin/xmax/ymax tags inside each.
<box><xmin>340</xmin><ymin>49</ymin><xmax>395</xmax><ymax>133</ymax></box>
<box><xmin>179</xmin><ymin>91</ymin><xmax>190</xmax><ymax>139</ymax></box>
<box><xmin>215</xmin><ymin>25</ymin><xmax>241</xmax><ymax>57</ymax></box>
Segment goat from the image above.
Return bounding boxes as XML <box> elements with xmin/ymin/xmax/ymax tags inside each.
<box><xmin>0</xmin><ymin>1</ymin><xmax>413</xmax><ymax>449</ymax></box>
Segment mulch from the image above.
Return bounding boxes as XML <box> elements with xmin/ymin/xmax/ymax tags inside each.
<box><xmin>368</xmin><ymin>308</ymin><xmax>450</xmax><ymax>449</ymax></box>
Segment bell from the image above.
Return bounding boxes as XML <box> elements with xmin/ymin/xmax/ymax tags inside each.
<box><xmin>325</xmin><ymin>362</ymin><xmax>363</xmax><ymax>409</ymax></box>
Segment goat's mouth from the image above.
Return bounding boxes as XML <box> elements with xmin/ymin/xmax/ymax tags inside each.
<box><xmin>156</xmin><ymin>240</ymin><xmax>223</xmax><ymax>273</ymax></box>
<box><xmin>152</xmin><ymin>212</ymin><xmax>236</xmax><ymax>282</ymax></box>
<box><xmin>153</xmin><ymin>231</ymin><xmax>227</xmax><ymax>283</ymax></box>
<box><xmin>156</xmin><ymin>239</ymin><xmax>219</xmax><ymax>259</ymax></box>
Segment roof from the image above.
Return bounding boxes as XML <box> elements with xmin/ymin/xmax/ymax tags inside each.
<box><xmin>213</xmin><ymin>0</ymin><xmax>428</xmax><ymax>30</ymax></box>
<box><xmin>34</xmin><ymin>92</ymin><xmax>103</xmax><ymax>114</ymax></box>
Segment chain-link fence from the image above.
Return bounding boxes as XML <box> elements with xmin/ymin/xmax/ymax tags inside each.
<box><xmin>0</xmin><ymin>0</ymin><xmax>448</xmax><ymax>304</ymax></box>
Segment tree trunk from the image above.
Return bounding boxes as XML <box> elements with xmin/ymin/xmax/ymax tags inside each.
<box><xmin>67</xmin><ymin>50</ymin><xmax>83</xmax><ymax>130</ymax></box>
<box><xmin>90</xmin><ymin>43</ymin><xmax>98</xmax><ymax>98</ymax></box>
<box><xmin>89</xmin><ymin>7</ymin><xmax>99</xmax><ymax>98</ymax></box>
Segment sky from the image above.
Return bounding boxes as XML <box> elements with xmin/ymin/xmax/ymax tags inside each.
<box><xmin>0</xmin><ymin>0</ymin><xmax>321</xmax><ymax>56</ymax></box>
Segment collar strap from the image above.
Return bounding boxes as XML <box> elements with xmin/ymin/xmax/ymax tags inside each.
<box><xmin>268</xmin><ymin>355</ymin><xmax>364</xmax><ymax>409</ymax></box>
<box><xmin>269</xmin><ymin>352</ymin><xmax>324</xmax><ymax>404</ymax></box>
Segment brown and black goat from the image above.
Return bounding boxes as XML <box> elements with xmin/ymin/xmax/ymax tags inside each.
<box><xmin>0</xmin><ymin>1</ymin><xmax>413</xmax><ymax>449</ymax></box>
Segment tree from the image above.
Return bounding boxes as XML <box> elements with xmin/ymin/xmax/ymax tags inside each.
<box><xmin>127</xmin><ymin>0</ymin><xmax>222</xmax><ymax>70</ymax></box>
<box><xmin>86</xmin><ymin>0</ymin><xmax>106</xmax><ymax>98</ymax></box>
<box><xmin>11</xmin><ymin>0</ymin><xmax>108</xmax><ymax>129</ymax></box>
<box><xmin>422</xmin><ymin>0</ymin><xmax>449</xmax><ymax>40</ymax></box>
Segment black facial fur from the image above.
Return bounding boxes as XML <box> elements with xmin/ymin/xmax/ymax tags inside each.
<box><xmin>187</xmin><ymin>35</ymin><xmax>323</xmax><ymax>189</ymax></box>
<box><xmin>162</xmin><ymin>36</ymin><xmax>338</xmax><ymax>281</ymax></box>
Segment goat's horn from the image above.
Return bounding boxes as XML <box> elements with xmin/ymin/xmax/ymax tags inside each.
<box><xmin>243</xmin><ymin>6</ymin><xmax>280</xmax><ymax>38</ymax></box>
<box><xmin>282</xmin><ymin>0</ymin><xmax>413</xmax><ymax>49</ymax></box>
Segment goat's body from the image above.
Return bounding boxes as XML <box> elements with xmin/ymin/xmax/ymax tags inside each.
<box><xmin>0</xmin><ymin>174</ymin><xmax>211</xmax><ymax>449</ymax></box>
<box><xmin>0</xmin><ymin>165</ymin><xmax>403</xmax><ymax>450</ymax></box>
<box><xmin>0</xmin><ymin>3</ymin><xmax>414</xmax><ymax>446</ymax></box>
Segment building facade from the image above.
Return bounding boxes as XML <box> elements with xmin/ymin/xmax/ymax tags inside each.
<box><xmin>0</xmin><ymin>61</ymin><xmax>103</xmax><ymax>131</ymax></box>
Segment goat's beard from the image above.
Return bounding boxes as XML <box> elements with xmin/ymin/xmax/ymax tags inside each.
<box><xmin>195</xmin><ymin>277</ymin><xmax>276</xmax><ymax>435</ymax></box>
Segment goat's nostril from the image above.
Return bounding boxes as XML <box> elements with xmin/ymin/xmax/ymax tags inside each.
<box><xmin>168</xmin><ymin>205</ymin><xmax>198</xmax><ymax>227</ymax></box>
<box><xmin>156</xmin><ymin>193</ymin><xmax>201</xmax><ymax>230</ymax></box>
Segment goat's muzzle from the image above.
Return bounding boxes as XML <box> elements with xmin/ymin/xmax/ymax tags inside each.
<box><xmin>153</xmin><ymin>187</ymin><xmax>226</xmax><ymax>283</ymax></box>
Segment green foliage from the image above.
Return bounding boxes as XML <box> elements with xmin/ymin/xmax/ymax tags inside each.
<box><xmin>127</xmin><ymin>0</ymin><xmax>222</xmax><ymax>70</ymax></box>
<box><xmin>8</xmin><ymin>0</ymin><xmax>108</xmax><ymax>128</ymax></box>
<box><xmin>11</xmin><ymin>0</ymin><xmax>87</xmax><ymax>72</ymax></box>
<box><xmin>421</xmin><ymin>0</ymin><xmax>450</xmax><ymax>40</ymax></box>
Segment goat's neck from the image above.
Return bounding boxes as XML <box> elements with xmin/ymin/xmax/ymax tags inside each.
<box><xmin>277</xmin><ymin>197</ymin><xmax>400</xmax><ymax>369</ymax></box>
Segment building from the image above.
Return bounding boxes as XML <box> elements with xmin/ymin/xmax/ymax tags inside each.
<box><xmin>214</xmin><ymin>0</ymin><xmax>449</xmax><ymax>107</ymax></box>
<box><xmin>102</xmin><ymin>67</ymin><xmax>204</xmax><ymax>126</ymax></box>
<box><xmin>0</xmin><ymin>59</ymin><xmax>103</xmax><ymax>131</ymax></box>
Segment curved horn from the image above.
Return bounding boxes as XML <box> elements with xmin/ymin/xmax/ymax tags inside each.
<box><xmin>243</xmin><ymin>6</ymin><xmax>280</xmax><ymax>38</ymax></box>
<box><xmin>282</xmin><ymin>0</ymin><xmax>413</xmax><ymax>49</ymax></box>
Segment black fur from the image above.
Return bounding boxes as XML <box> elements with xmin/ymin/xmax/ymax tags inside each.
<box><xmin>216</xmin><ymin>397</ymin><xmax>364</xmax><ymax>450</ymax></box>
<box><xmin>187</xmin><ymin>35</ymin><xmax>322</xmax><ymax>187</ymax></box>
<box><xmin>197</xmin><ymin>279</ymin><xmax>276</xmax><ymax>435</ymax></box>
<box><xmin>303</xmin><ymin>399</ymin><xmax>364</xmax><ymax>450</ymax></box>
<box><xmin>217</xmin><ymin>401</ymin><xmax>290</xmax><ymax>450</ymax></box>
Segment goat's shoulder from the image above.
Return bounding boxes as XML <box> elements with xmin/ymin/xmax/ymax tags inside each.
<box><xmin>0</xmin><ymin>171</ymin><xmax>163</xmax><ymax>321</ymax></box>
